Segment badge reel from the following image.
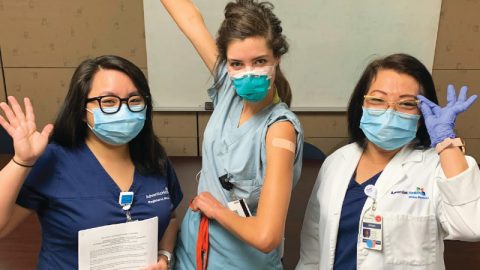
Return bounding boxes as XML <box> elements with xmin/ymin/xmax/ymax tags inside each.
<box><xmin>219</xmin><ymin>174</ymin><xmax>252</xmax><ymax>218</ymax></box>
<box><xmin>119</xmin><ymin>191</ymin><xmax>134</xmax><ymax>222</ymax></box>
<box><xmin>361</xmin><ymin>184</ymin><xmax>383</xmax><ymax>251</ymax></box>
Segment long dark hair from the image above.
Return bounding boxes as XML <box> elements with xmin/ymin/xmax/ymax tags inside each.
<box><xmin>213</xmin><ymin>0</ymin><xmax>292</xmax><ymax>106</ymax></box>
<box><xmin>50</xmin><ymin>55</ymin><xmax>167</xmax><ymax>175</ymax></box>
<box><xmin>347</xmin><ymin>53</ymin><xmax>439</xmax><ymax>149</ymax></box>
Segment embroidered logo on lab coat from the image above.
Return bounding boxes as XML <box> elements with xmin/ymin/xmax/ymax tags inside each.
<box><xmin>390</xmin><ymin>187</ymin><xmax>429</xmax><ymax>200</ymax></box>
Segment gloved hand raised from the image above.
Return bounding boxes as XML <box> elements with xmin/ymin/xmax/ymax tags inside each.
<box><xmin>417</xmin><ymin>84</ymin><xmax>477</xmax><ymax>147</ymax></box>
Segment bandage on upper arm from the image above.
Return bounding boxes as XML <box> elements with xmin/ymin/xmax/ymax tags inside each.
<box><xmin>271</xmin><ymin>138</ymin><xmax>296</xmax><ymax>153</ymax></box>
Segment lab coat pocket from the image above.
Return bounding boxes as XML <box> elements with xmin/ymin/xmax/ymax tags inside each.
<box><xmin>229</xmin><ymin>178</ymin><xmax>261</xmax><ymax>212</ymax></box>
<box><xmin>383</xmin><ymin>214</ymin><xmax>436</xmax><ymax>265</ymax></box>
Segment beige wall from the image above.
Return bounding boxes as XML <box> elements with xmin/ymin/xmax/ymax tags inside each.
<box><xmin>0</xmin><ymin>0</ymin><xmax>147</xmax><ymax>128</ymax></box>
<box><xmin>432</xmin><ymin>0</ymin><xmax>480</xmax><ymax>159</ymax></box>
<box><xmin>153</xmin><ymin>112</ymin><xmax>198</xmax><ymax>156</ymax></box>
<box><xmin>0</xmin><ymin>67</ymin><xmax>5</xmax><ymax>103</ymax></box>
<box><xmin>0</xmin><ymin>0</ymin><xmax>479</xmax><ymax>159</ymax></box>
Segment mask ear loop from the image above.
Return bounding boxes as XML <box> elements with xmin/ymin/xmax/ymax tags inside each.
<box><xmin>85</xmin><ymin>108</ymin><xmax>94</xmax><ymax>129</ymax></box>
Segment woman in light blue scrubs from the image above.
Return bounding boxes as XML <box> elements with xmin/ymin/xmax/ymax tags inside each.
<box><xmin>161</xmin><ymin>0</ymin><xmax>304</xmax><ymax>269</ymax></box>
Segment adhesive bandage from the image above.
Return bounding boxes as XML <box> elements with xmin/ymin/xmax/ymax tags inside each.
<box><xmin>272</xmin><ymin>138</ymin><xmax>296</xmax><ymax>153</ymax></box>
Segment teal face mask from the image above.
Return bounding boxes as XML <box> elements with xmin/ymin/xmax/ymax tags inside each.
<box><xmin>86</xmin><ymin>105</ymin><xmax>146</xmax><ymax>145</ymax></box>
<box><xmin>359</xmin><ymin>108</ymin><xmax>420</xmax><ymax>151</ymax></box>
<box><xmin>230</xmin><ymin>66</ymin><xmax>274</xmax><ymax>102</ymax></box>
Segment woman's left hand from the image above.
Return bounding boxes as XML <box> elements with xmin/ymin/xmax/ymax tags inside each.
<box><xmin>417</xmin><ymin>84</ymin><xmax>477</xmax><ymax>147</ymax></box>
<box><xmin>140</xmin><ymin>257</ymin><xmax>168</xmax><ymax>270</ymax></box>
<box><xmin>191</xmin><ymin>192</ymin><xmax>225</xmax><ymax>219</ymax></box>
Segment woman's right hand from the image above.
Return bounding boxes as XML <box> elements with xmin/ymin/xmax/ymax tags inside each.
<box><xmin>0</xmin><ymin>96</ymin><xmax>53</xmax><ymax>166</ymax></box>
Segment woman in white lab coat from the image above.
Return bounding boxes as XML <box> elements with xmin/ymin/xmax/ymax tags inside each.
<box><xmin>297</xmin><ymin>53</ymin><xmax>480</xmax><ymax>270</ymax></box>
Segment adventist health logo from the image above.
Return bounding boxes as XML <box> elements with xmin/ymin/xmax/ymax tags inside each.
<box><xmin>390</xmin><ymin>187</ymin><xmax>429</xmax><ymax>200</ymax></box>
<box><xmin>146</xmin><ymin>187</ymin><xmax>170</xmax><ymax>204</ymax></box>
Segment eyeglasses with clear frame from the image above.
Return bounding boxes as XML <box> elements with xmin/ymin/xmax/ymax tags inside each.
<box><xmin>363</xmin><ymin>95</ymin><xmax>420</xmax><ymax>114</ymax></box>
<box><xmin>86</xmin><ymin>95</ymin><xmax>148</xmax><ymax>114</ymax></box>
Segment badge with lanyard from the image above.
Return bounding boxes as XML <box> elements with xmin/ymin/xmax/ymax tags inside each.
<box><xmin>361</xmin><ymin>184</ymin><xmax>383</xmax><ymax>250</ymax></box>
<box><xmin>119</xmin><ymin>191</ymin><xmax>134</xmax><ymax>222</ymax></box>
<box><xmin>218</xmin><ymin>174</ymin><xmax>252</xmax><ymax>217</ymax></box>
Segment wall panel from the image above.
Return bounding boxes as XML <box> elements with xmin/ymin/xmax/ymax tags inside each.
<box><xmin>152</xmin><ymin>112</ymin><xmax>197</xmax><ymax>138</ymax></box>
<box><xmin>0</xmin><ymin>67</ymin><xmax>5</xmax><ymax>102</ymax></box>
<box><xmin>464</xmin><ymin>138</ymin><xmax>480</xmax><ymax>161</ymax></box>
<box><xmin>297</xmin><ymin>112</ymin><xmax>348</xmax><ymax>138</ymax></box>
<box><xmin>432</xmin><ymin>69</ymin><xmax>480</xmax><ymax>140</ymax></box>
<box><xmin>153</xmin><ymin>112</ymin><xmax>198</xmax><ymax>156</ymax></box>
<box><xmin>433</xmin><ymin>0</ymin><xmax>480</xmax><ymax>69</ymax></box>
<box><xmin>0</xmin><ymin>0</ymin><xmax>146</xmax><ymax>68</ymax></box>
<box><xmin>306</xmin><ymin>137</ymin><xmax>349</xmax><ymax>156</ymax></box>
<box><xmin>159</xmin><ymin>137</ymin><xmax>197</xmax><ymax>157</ymax></box>
<box><xmin>3</xmin><ymin>67</ymin><xmax>73</xmax><ymax>127</ymax></box>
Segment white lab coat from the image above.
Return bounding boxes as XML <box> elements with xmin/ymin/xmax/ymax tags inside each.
<box><xmin>296</xmin><ymin>143</ymin><xmax>480</xmax><ymax>270</ymax></box>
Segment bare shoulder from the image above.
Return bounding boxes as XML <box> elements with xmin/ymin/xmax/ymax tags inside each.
<box><xmin>266</xmin><ymin>120</ymin><xmax>296</xmax><ymax>141</ymax></box>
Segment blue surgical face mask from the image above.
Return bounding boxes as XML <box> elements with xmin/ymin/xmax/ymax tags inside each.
<box><xmin>86</xmin><ymin>105</ymin><xmax>146</xmax><ymax>145</ymax></box>
<box><xmin>359</xmin><ymin>108</ymin><xmax>420</xmax><ymax>151</ymax></box>
<box><xmin>230</xmin><ymin>66</ymin><xmax>274</xmax><ymax>102</ymax></box>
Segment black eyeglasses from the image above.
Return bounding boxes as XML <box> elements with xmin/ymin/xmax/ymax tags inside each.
<box><xmin>86</xmin><ymin>95</ymin><xmax>148</xmax><ymax>114</ymax></box>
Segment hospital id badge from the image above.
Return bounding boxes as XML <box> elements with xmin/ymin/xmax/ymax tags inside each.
<box><xmin>227</xmin><ymin>199</ymin><xmax>252</xmax><ymax>217</ymax></box>
<box><xmin>361</xmin><ymin>212</ymin><xmax>383</xmax><ymax>251</ymax></box>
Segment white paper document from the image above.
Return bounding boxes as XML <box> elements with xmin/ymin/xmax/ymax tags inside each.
<box><xmin>78</xmin><ymin>217</ymin><xmax>158</xmax><ymax>270</ymax></box>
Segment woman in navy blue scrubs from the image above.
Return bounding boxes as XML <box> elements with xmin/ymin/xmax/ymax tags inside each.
<box><xmin>0</xmin><ymin>55</ymin><xmax>182</xmax><ymax>270</ymax></box>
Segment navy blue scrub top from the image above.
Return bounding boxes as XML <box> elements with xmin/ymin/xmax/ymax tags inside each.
<box><xmin>16</xmin><ymin>143</ymin><xmax>183</xmax><ymax>269</ymax></box>
<box><xmin>333</xmin><ymin>171</ymin><xmax>381</xmax><ymax>270</ymax></box>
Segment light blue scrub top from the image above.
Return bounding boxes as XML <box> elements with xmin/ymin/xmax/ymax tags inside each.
<box><xmin>175</xmin><ymin>65</ymin><xmax>304</xmax><ymax>270</ymax></box>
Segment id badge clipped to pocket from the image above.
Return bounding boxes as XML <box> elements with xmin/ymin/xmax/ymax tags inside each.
<box><xmin>227</xmin><ymin>199</ymin><xmax>252</xmax><ymax>217</ymax></box>
<box><xmin>361</xmin><ymin>212</ymin><xmax>383</xmax><ymax>251</ymax></box>
<box><xmin>219</xmin><ymin>173</ymin><xmax>252</xmax><ymax>218</ymax></box>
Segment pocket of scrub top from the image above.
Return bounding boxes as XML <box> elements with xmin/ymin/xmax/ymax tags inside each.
<box><xmin>229</xmin><ymin>178</ymin><xmax>261</xmax><ymax>213</ymax></box>
<box><xmin>383</xmin><ymin>214</ymin><xmax>437</xmax><ymax>265</ymax></box>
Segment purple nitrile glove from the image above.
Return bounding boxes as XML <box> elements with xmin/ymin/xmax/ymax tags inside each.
<box><xmin>417</xmin><ymin>84</ymin><xmax>478</xmax><ymax>147</ymax></box>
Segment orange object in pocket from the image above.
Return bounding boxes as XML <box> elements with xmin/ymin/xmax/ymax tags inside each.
<box><xmin>190</xmin><ymin>199</ymin><xmax>209</xmax><ymax>270</ymax></box>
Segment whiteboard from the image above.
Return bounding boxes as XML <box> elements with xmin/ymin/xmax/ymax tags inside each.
<box><xmin>144</xmin><ymin>0</ymin><xmax>442</xmax><ymax>111</ymax></box>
